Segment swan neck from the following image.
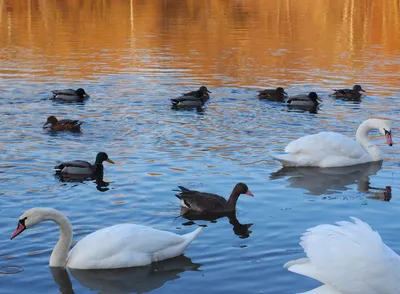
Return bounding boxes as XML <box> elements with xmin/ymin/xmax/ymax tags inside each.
<box><xmin>355</xmin><ymin>120</ymin><xmax>381</xmax><ymax>160</ymax></box>
<box><xmin>226</xmin><ymin>191</ymin><xmax>240</xmax><ymax>209</ymax></box>
<box><xmin>48</xmin><ymin>211</ymin><xmax>73</xmax><ymax>268</ymax></box>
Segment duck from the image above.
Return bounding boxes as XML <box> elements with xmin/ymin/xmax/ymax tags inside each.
<box><xmin>54</xmin><ymin>152</ymin><xmax>114</xmax><ymax>175</ymax></box>
<box><xmin>51</xmin><ymin>88</ymin><xmax>89</xmax><ymax>102</ymax></box>
<box><xmin>332</xmin><ymin>84</ymin><xmax>366</xmax><ymax>100</ymax></box>
<box><xmin>171</xmin><ymin>96</ymin><xmax>207</xmax><ymax>109</ymax></box>
<box><xmin>271</xmin><ymin>118</ymin><xmax>393</xmax><ymax>167</ymax></box>
<box><xmin>175</xmin><ymin>183</ymin><xmax>254</xmax><ymax>213</ymax></box>
<box><xmin>258</xmin><ymin>87</ymin><xmax>287</xmax><ymax>101</ymax></box>
<box><xmin>180</xmin><ymin>86</ymin><xmax>211</xmax><ymax>100</ymax></box>
<box><xmin>10</xmin><ymin>207</ymin><xmax>203</xmax><ymax>269</ymax></box>
<box><xmin>43</xmin><ymin>116</ymin><xmax>83</xmax><ymax>132</ymax></box>
<box><xmin>284</xmin><ymin>217</ymin><xmax>400</xmax><ymax>293</ymax></box>
<box><xmin>286</xmin><ymin>92</ymin><xmax>321</xmax><ymax>107</ymax></box>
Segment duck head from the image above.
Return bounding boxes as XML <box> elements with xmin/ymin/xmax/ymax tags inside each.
<box><xmin>199</xmin><ymin>86</ymin><xmax>211</xmax><ymax>94</ymax></box>
<box><xmin>308</xmin><ymin>92</ymin><xmax>322</xmax><ymax>102</ymax></box>
<box><xmin>353</xmin><ymin>85</ymin><xmax>366</xmax><ymax>94</ymax></box>
<box><xmin>43</xmin><ymin>116</ymin><xmax>58</xmax><ymax>127</ymax></box>
<box><xmin>95</xmin><ymin>152</ymin><xmax>115</xmax><ymax>165</ymax></box>
<box><xmin>76</xmin><ymin>88</ymin><xmax>89</xmax><ymax>98</ymax></box>
<box><xmin>276</xmin><ymin>87</ymin><xmax>288</xmax><ymax>95</ymax></box>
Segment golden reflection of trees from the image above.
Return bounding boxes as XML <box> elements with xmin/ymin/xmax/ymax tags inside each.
<box><xmin>0</xmin><ymin>0</ymin><xmax>399</xmax><ymax>85</ymax></box>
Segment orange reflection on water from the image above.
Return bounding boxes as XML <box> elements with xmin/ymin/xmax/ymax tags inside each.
<box><xmin>0</xmin><ymin>0</ymin><xmax>399</xmax><ymax>86</ymax></box>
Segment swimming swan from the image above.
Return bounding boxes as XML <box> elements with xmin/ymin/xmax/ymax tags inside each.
<box><xmin>10</xmin><ymin>207</ymin><xmax>203</xmax><ymax>269</ymax></box>
<box><xmin>272</xmin><ymin>119</ymin><xmax>393</xmax><ymax>167</ymax></box>
<box><xmin>284</xmin><ymin>217</ymin><xmax>400</xmax><ymax>293</ymax></box>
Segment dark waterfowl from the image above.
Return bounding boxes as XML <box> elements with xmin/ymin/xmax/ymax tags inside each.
<box><xmin>51</xmin><ymin>88</ymin><xmax>89</xmax><ymax>102</ymax></box>
<box><xmin>54</xmin><ymin>152</ymin><xmax>114</xmax><ymax>176</ymax></box>
<box><xmin>43</xmin><ymin>116</ymin><xmax>83</xmax><ymax>132</ymax></box>
<box><xmin>180</xmin><ymin>209</ymin><xmax>253</xmax><ymax>238</ymax></box>
<box><xmin>332</xmin><ymin>84</ymin><xmax>366</xmax><ymax>100</ymax></box>
<box><xmin>287</xmin><ymin>92</ymin><xmax>321</xmax><ymax>107</ymax></box>
<box><xmin>175</xmin><ymin>183</ymin><xmax>253</xmax><ymax>213</ymax></box>
<box><xmin>258</xmin><ymin>87</ymin><xmax>287</xmax><ymax>101</ymax></box>
<box><xmin>181</xmin><ymin>86</ymin><xmax>211</xmax><ymax>100</ymax></box>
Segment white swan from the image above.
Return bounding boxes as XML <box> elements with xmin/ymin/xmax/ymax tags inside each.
<box><xmin>284</xmin><ymin>217</ymin><xmax>400</xmax><ymax>294</ymax></box>
<box><xmin>10</xmin><ymin>207</ymin><xmax>203</xmax><ymax>269</ymax></box>
<box><xmin>272</xmin><ymin>118</ymin><xmax>393</xmax><ymax>167</ymax></box>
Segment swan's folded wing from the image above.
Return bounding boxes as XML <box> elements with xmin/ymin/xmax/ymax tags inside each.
<box><xmin>297</xmin><ymin>218</ymin><xmax>400</xmax><ymax>293</ymax></box>
<box><xmin>67</xmin><ymin>224</ymin><xmax>189</xmax><ymax>269</ymax></box>
<box><xmin>284</xmin><ymin>132</ymin><xmax>366</xmax><ymax>159</ymax></box>
<box><xmin>299</xmin><ymin>285</ymin><xmax>341</xmax><ymax>294</ymax></box>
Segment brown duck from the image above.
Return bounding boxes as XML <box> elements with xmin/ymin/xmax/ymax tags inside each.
<box><xmin>258</xmin><ymin>87</ymin><xmax>287</xmax><ymax>101</ymax></box>
<box><xmin>332</xmin><ymin>85</ymin><xmax>366</xmax><ymax>100</ymax></box>
<box><xmin>175</xmin><ymin>183</ymin><xmax>253</xmax><ymax>213</ymax></box>
<box><xmin>43</xmin><ymin>116</ymin><xmax>83</xmax><ymax>131</ymax></box>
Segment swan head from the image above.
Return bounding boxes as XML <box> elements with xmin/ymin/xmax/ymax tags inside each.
<box><xmin>10</xmin><ymin>208</ymin><xmax>59</xmax><ymax>240</ymax></box>
<box><xmin>377</xmin><ymin>120</ymin><xmax>393</xmax><ymax>146</ymax></box>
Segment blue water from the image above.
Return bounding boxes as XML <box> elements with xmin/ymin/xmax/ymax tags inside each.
<box><xmin>1</xmin><ymin>7</ymin><xmax>400</xmax><ymax>294</ymax></box>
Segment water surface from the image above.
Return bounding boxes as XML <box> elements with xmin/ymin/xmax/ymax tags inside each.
<box><xmin>1</xmin><ymin>1</ymin><xmax>400</xmax><ymax>293</ymax></box>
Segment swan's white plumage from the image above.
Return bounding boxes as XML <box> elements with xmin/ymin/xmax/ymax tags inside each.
<box><xmin>67</xmin><ymin>224</ymin><xmax>203</xmax><ymax>269</ymax></box>
<box><xmin>285</xmin><ymin>217</ymin><xmax>400</xmax><ymax>294</ymax></box>
<box><xmin>12</xmin><ymin>207</ymin><xmax>202</xmax><ymax>270</ymax></box>
<box><xmin>272</xmin><ymin>119</ymin><xmax>392</xmax><ymax>167</ymax></box>
<box><xmin>279</xmin><ymin>132</ymin><xmax>372</xmax><ymax>167</ymax></box>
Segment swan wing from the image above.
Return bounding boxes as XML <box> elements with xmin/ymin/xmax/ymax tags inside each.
<box><xmin>298</xmin><ymin>285</ymin><xmax>341</xmax><ymax>294</ymax></box>
<box><xmin>272</xmin><ymin>132</ymin><xmax>372</xmax><ymax>167</ymax></box>
<box><xmin>285</xmin><ymin>218</ymin><xmax>400</xmax><ymax>294</ymax></box>
<box><xmin>285</xmin><ymin>132</ymin><xmax>365</xmax><ymax>158</ymax></box>
<box><xmin>67</xmin><ymin>224</ymin><xmax>202</xmax><ymax>269</ymax></box>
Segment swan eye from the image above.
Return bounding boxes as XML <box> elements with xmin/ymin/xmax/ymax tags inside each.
<box><xmin>19</xmin><ymin>217</ymin><xmax>28</xmax><ymax>227</ymax></box>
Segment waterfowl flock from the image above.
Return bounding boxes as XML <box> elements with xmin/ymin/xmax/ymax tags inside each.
<box><xmin>9</xmin><ymin>83</ymin><xmax>398</xmax><ymax>293</ymax></box>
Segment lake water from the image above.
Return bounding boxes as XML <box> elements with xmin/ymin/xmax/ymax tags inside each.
<box><xmin>1</xmin><ymin>1</ymin><xmax>400</xmax><ymax>293</ymax></box>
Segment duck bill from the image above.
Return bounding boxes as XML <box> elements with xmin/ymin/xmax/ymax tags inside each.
<box><xmin>359</xmin><ymin>89</ymin><xmax>366</xmax><ymax>93</ymax></box>
<box><xmin>316</xmin><ymin>98</ymin><xmax>322</xmax><ymax>102</ymax></box>
<box><xmin>246</xmin><ymin>190</ymin><xmax>254</xmax><ymax>197</ymax></box>
<box><xmin>283</xmin><ymin>91</ymin><xmax>288</xmax><ymax>96</ymax></box>
<box><xmin>385</xmin><ymin>133</ymin><xmax>393</xmax><ymax>146</ymax></box>
<box><xmin>10</xmin><ymin>223</ymin><xmax>26</xmax><ymax>240</ymax></box>
<box><xmin>106</xmin><ymin>158</ymin><xmax>115</xmax><ymax>164</ymax></box>
<box><xmin>43</xmin><ymin>122</ymin><xmax>49</xmax><ymax>127</ymax></box>
<box><xmin>206</xmin><ymin>90</ymin><xmax>212</xmax><ymax>93</ymax></box>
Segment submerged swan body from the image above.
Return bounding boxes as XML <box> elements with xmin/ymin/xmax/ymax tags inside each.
<box><xmin>284</xmin><ymin>217</ymin><xmax>400</xmax><ymax>293</ymax></box>
<box><xmin>272</xmin><ymin>119</ymin><xmax>393</xmax><ymax>167</ymax></box>
<box><xmin>10</xmin><ymin>208</ymin><xmax>203</xmax><ymax>269</ymax></box>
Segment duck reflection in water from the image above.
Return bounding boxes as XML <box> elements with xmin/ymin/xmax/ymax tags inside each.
<box><xmin>366</xmin><ymin>186</ymin><xmax>392</xmax><ymax>202</ymax></box>
<box><xmin>50</xmin><ymin>255</ymin><xmax>201</xmax><ymax>294</ymax></box>
<box><xmin>55</xmin><ymin>168</ymin><xmax>111</xmax><ymax>192</ymax></box>
<box><xmin>270</xmin><ymin>161</ymin><xmax>386</xmax><ymax>197</ymax></box>
<box><xmin>180</xmin><ymin>209</ymin><xmax>253</xmax><ymax>239</ymax></box>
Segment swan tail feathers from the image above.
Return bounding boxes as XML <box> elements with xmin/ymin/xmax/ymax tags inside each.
<box><xmin>298</xmin><ymin>285</ymin><xmax>341</xmax><ymax>294</ymax></box>
<box><xmin>182</xmin><ymin>227</ymin><xmax>203</xmax><ymax>246</ymax></box>
<box><xmin>284</xmin><ymin>258</ymin><xmax>322</xmax><ymax>281</ymax></box>
<box><xmin>270</xmin><ymin>152</ymin><xmax>298</xmax><ymax>166</ymax></box>
<box><xmin>283</xmin><ymin>257</ymin><xmax>309</xmax><ymax>269</ymax></box>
